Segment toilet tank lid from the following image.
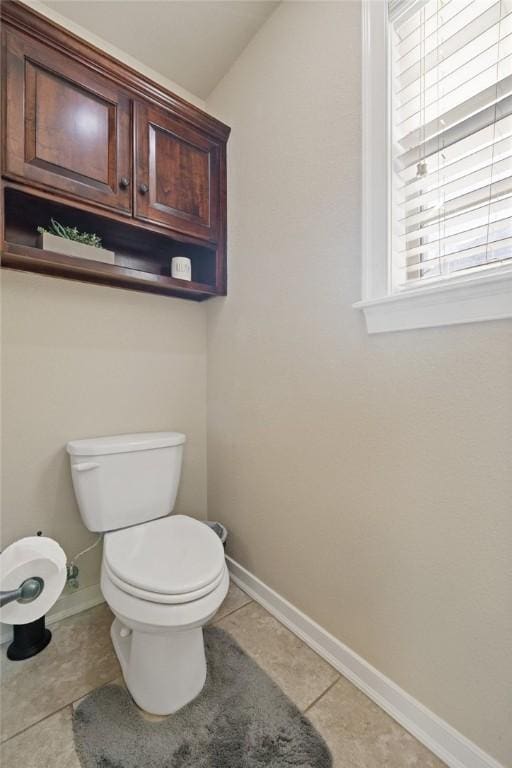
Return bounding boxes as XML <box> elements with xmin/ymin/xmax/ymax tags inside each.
<box><xmin>67</xmin><ymin>432</ymin><xmax>186</xmax><ymax>456</ymax></box>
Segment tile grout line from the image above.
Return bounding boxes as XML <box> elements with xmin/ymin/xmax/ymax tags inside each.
<box><xmin>213</xmin><ymin>597</ymin><xmax>253</xmax><ymax>624</ymax></box>
<box><xmin>0</xmin><ymin>673</ymin><xmax>122</xmax><ymax>747</ymax></box>
<box><xmin>2</xmin><ymin>655</ymin><xmax>334</xmax><ymax>751</ymax></box>
<box><xmin>68</xmin><ymin>673</ymin><xmax>124</xmax><ymax>707</ymax></box>
<box><xmin>217</xmin><ymin>594</ymin><xmax>343</xmax><ymax>714</ymax></box>
<box><xmin>215</xmin><ymin>595</ymin><xmax>343</xmax><ymax>717</ymax></box>
<box><xmin>1</xmin><ymin>594</ymin><xmax>253</xmax><ymax>746</ymax></box>
<box><xmin>303</xmin><ymin>676</ymin><xmax>341</xmax><ymax>715</ymax></box>
<box><xmin>0</xmin><ymin>702</ymin><xmax>73</xmax><ymax>747</ymax></box>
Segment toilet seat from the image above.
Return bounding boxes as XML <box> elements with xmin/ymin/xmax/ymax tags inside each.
<box><xmin>103</xmin><ymin>559</ymin><xmax>226</xmax><ymax>604</ymax></box>
<box><xmin>101</xmin><ymin>560</ymin><xmax>229</xmax><ymax>632</ymax></box>
<box><xmin>104</xmin><ymin>515</ymin><xmax>225</xmax><ymax>603</ymax></box>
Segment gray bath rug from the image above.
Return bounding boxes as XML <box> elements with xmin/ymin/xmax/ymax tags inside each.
<box><xmin>73</xmin><ymin>626</ymin><xmax>332</xmax><ymax>767</ymax></box>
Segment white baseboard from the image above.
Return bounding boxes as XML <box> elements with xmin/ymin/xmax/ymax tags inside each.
<box><xmin>227</xmin><ymin>557</ymin><xmax>504</xmax><ymax>768</ymax></box>
<box><xmin>0</xmin><ymin>583</ymin><xmax>104</xmax><ymax>646</ymax></box>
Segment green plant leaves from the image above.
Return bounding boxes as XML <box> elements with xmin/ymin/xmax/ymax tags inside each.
<box><xmin>37</xmin><ymin>218</ymin><xmax>102</xmax><ymax>248</ymax></box>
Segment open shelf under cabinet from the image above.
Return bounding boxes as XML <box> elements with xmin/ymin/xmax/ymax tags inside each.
<box><xmin>2</xmin><ymin>188</ymin><xmax>221</xmax><ymax>300</ymax></box>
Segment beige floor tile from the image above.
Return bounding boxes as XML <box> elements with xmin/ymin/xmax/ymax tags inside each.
<box><xmin>307</xmin><ymin>676</ymin><xmax>446</xmax><ymax>768</ymax></box>
<box><xmin>213</xmin><ymin>581</ymin><xmax>252</xmax><ymax>621</ymax></box>
<box><xmin>1</xmin><ymin>603</ymin><xmax>448</xmax><ymax>768</ymax></box>
<box><xmin>217</xmin><ymin>601</ymin><xmax>339</xmax><ymax>711</ymax></box>
<box><xmin>0</xmin><ymin>603</ymin><xmax>120</xmax><ymax>742</ymax></box>
<box><xmin>72</xmin><ymin>675</ymin><xmax>125</xmax><ymax>711</ymax></box>
<box><xmin>0</xmin><ymin>707</ymin><xmax>80</xmax><ymax>768</ymax></box>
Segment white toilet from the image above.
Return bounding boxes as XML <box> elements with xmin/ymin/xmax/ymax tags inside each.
<box><xmin>66</xmin><ymin>432</ymin><xmax>229</xmax><ymax>715</ymax></box>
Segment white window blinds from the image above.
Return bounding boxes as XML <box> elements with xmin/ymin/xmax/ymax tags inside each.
<box><xmin>390</xmin><ymin>0</ymin><xmax>512</xmax><ymax>289</ymax></box>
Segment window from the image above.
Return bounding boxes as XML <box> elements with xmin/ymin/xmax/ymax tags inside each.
<box><xmin>354</xmin><ymin>0</ymin><xmax>512</xmax><ymax>333</ymax></box>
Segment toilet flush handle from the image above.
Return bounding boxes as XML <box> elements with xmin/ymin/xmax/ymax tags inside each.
<box><xmin>73</xmin><ymin>462</ymin><xmax>99</xmax><ymax>472</ymax></box>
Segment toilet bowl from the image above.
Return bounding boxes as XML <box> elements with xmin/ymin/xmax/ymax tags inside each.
<box><xmin>67</xmin><ymin>432</ymin><xmax>229</xmax><ymax>715</ymax></box>
<box><xmin>100</xmin><ymin>514</ymin><xmax>228</xmax><ymax>714</ymax></box>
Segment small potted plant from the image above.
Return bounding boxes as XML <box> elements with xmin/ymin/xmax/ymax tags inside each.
<box><xmin>37</xmin><ymin>219</ymin><xmax>115</xmax><ymax>264</ymax></box>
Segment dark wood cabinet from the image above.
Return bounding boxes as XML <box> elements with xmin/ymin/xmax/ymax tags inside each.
<box><xmin>3</xmin><ymin>28</ymin><xmax>132</xmax><ymax>214</ymax></box>
<box><xmin>1</xmin><ymin>1</ymin><xmax>230</xmax><ymax>300</ymax></box>
<box><xmin>135</xmin><ymin>103</ymin><xmax>220</xmax><ymax>242</ymax></box>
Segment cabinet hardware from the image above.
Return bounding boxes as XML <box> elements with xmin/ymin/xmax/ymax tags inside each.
<box><xmin>2</xmin><ymin>4</ymin><xmax>230</xmax><ymax>300</ymax></box>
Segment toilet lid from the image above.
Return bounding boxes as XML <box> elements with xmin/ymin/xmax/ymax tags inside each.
<box><xmin>104</xmin><ymin>515</ymin><xmax>225</xmax><ymax>596</ymax></box>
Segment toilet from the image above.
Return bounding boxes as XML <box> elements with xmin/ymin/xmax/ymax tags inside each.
<box><xmin>66</xmin><ymin>432</ymin><xmax>228</xmax><ymax>715</ymax></box>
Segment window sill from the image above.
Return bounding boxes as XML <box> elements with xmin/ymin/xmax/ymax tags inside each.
<box><xmin>353</xmin><ymin>268</ymin><xmax>512</xmax><ymax>334</ymax></box>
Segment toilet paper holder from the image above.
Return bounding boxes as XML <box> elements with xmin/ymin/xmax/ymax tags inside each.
<box><xmin>1</xmin><ymin>536</ymin><xmax>67</xmax><ymax>661</ymax></box>
<box><xmin>1</xmin><ymin>577</ymin><xmax>52</xmax><ymax>661</ymax></box>
<box><xmin>0</xmin><ymin>576</ymin><xmax>45</xmax><ymax>608</ymax></box>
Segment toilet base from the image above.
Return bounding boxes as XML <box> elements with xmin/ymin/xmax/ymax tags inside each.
<box><xmin>111</xmin><ymin>618</ymin><xmax>207</xmax><ymax>715</ymax></box>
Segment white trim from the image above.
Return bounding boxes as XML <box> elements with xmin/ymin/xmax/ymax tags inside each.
<box><xmin>361</xmin><ymin>0</ymin><xmax>390</xmax><ymax>301</ymax></box>
<box><xmin>388</xmin><ymin>0</ymin><xmax>429</xmax><ymax>23</ymax></box>
<box><xmin>0</xmin><ymin>583</ymin><xmax>104</xmax><ymax>645</ymax></box>
<box><xmin>354</xmin><ymin>267</ymin><xmax>512</xmax><ymax>333</ymax></box>
<box><xmin>227</xmin><ymin>557</ymin><xmax>505</xmax><ymax>768</ymax></box>
<box><xmin>355</xmin><ymin>0</ymin><xmax>512</xmax><ymax>334</ymax></box>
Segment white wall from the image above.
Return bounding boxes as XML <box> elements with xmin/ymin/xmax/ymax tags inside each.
<box><xmin>24</xmin><ymin>0</ymin><xmax>208</xmax><ymax>109</ymax></box>
<box><xmin>1</xmin><ymin>1</ymin><xmax>209</xmax><ymax>594</ymax></box>
<box><xmin>1</xmin><ymin>271</ymin><xmax>207</xmax><ymax>590</ymax></box>
<box><xmin>206</xmin><ymin>2</ymin><xmax>512</xmax><ymax>764</ymax></box>
<box><xmin>2</xmin><ymin>2</ymin><xmax>511</xmax><ymax>762</ymax></box>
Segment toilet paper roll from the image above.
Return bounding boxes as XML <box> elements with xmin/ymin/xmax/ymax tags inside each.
<box><xmin>0</xmin><ymin>537</ymin><xmax>67</xmax><ymax>625</ymax></box>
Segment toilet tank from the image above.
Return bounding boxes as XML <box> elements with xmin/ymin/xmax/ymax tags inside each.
<box><xmin>67</xmin><ymin>432</ymin><xmax>186</xmax><ymax>532</ymax></box>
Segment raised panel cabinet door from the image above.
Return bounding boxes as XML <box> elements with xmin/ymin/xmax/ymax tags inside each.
<box><xmin>134</xmin><ymin>102</ymin><xmax>220</xmax><ymax>242</ymax></box>
<box><xmin>3</xmin><ymin>28</ymin><xmax>132</xmax><ymax>213</ymax></box>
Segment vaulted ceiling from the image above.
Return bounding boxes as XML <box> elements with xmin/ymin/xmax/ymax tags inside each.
<box><xmin>42</xmin><ymin>1</ymin><xmax>279</xmax><ymax>99</ymax></box>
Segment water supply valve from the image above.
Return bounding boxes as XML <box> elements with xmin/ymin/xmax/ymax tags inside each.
<box><xmin>66</xmin><ymin>563</ymin><xmax>80</xmax><ymax>590</ymax></box>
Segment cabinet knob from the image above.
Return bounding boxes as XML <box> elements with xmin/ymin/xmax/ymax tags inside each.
<box><xmin>119</xmin><ymin>176</ymin><xmax>130</xmax><ymax>189</ymax></box>
<box><xmin>139</xmin><ymin>183</ymin><xmax>149</xmax><ymax>195</ymax></box>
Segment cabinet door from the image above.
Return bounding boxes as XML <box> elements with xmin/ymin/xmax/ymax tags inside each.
<box><xmin>3</xmin><ymin>29</ymin><xmax>132</xmax><ymax>213</ymax></box>
<box><xmin>134</xmin><ymin>102</ymin><xmax>220</xmax><ymax>242</ymax></box>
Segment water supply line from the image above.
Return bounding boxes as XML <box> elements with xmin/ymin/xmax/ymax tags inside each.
<box><xmin>67</xmin><ymin>535</ymin><xmax>103</xmax><ymax>589</ymax></box>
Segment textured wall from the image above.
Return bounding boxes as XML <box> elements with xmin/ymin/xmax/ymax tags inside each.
<box><xmin>1</xmin><ymin>271</ymin><xmax>207</xmax><ymax>589</ymax></box>
<box><xmin>206</xmin><ymin>2</ymin><xmax>512</xmax><ymax>763</ymax></box>
<box><xmin>24</xmin><ymin>0</ymin><xmax>208</xmax><ymax>108</ymax></box>
<box><xmin>1</xmin><ymin>2</ymin><xmax>210</xmax><ymax>595</ymax></box>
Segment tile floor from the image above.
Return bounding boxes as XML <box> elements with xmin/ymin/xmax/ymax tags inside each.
<box><xmin>0</xmin><ymin>583</ymin><xmax>445</xmax><ymax>767</ymax></box>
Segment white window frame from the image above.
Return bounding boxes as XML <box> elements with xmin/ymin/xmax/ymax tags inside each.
<box><xmin>353</xmin><ymin>0</ymin><xmax>512</xmax><ymax>334</ymax></box>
